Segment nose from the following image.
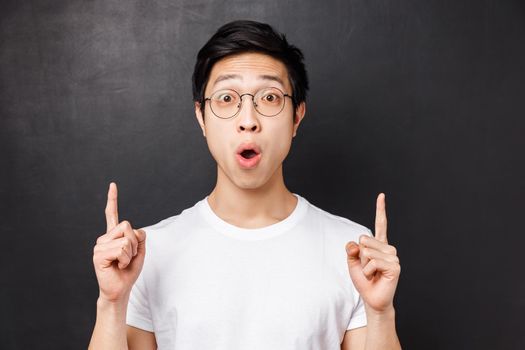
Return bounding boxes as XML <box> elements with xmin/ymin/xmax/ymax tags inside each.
<box><xmin>237</xmin><ymin>94</ymin><xmax>260</xmax><ymax>133</ymax></box>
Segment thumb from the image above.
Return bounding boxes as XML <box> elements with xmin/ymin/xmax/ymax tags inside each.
<box><xmin>134</xmin><ymin>229</ymin><xmax>147</xmax><ymax>255</ymax></box>
<box><xmin>345</xmin><ymin>241</ymin><xmax>360</xmax><ymax>266</ymax></box>
<box><xmin>345</xmin><ymin>241</ymin><xmax>369</xmax><ymax>288</ymax></box>
<box><xmin>127</xmin><ymin>229</ymin><xmax>146</xmax><ymax>272</ymax></box>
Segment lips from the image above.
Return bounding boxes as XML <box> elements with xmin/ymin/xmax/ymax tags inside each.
<box><xmin>236</xmin><ymin>142</ymin><xmax>262</xmax><ymax>169</ymax></box>
<box><xmin>236</xmin><ymin>142</ymin><xmax>262</xmax><ymax>156</ymax></box>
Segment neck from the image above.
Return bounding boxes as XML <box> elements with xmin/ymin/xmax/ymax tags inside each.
<box><xmin>207</xmin><ymin>164</ymin><xmax>298</xmax><ymax>229</ymax></box>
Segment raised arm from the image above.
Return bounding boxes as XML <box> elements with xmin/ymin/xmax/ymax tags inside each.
<box><xmin>344</xmin><ymin>193</ymin><xmax>402</xmax><ymax>349</ymax></box>
<box><xmin>88</xmin><ymin>182</ymin><xmax>151</xmax><ymax>349</ymax></box>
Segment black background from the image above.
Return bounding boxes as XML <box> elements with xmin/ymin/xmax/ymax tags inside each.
<box><xmin>1</xmin><ymin>0</ymin><xmax>524</xmax><ymax>349</ymax></box>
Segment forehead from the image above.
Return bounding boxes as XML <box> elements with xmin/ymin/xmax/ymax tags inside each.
<box><xmin>206</xmin><ymin>52</ymin><xmax>291</xmax><ymax>92</ymax></box>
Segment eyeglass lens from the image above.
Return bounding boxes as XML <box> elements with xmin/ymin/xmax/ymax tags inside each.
<box><xmin>209</xmin><ymin>87</ymin><xmax>286</xmax><ymax>119</ymax></box>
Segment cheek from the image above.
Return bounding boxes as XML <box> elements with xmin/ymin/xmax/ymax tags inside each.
<box><xmin>204</xmin><ymin>124</ymin><xmax>230</xmax><ymax>161</ymax></box>
<box><xmin>266</xmin><ymin>123</ymin><xmax>294</xmax><ymax>160</ymax></box>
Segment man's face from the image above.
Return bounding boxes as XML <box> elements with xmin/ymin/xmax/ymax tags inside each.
<box><xmin>195</xmin><ymin>52</ymin><xmax>306</xmax><ymax>190</ymax></box>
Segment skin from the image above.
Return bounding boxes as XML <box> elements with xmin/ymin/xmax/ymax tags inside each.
<box><xmin>89</xmin><ymin>183</ymin><xmax>152</xmax><ymax>349</ymax></box>
<box><xmin>342</xmin><ymin>193</ymin><xmax>402</xmax><ymax>349</ymax></box>
<box><xmin>194</xmin><ymin>52</ymin><xmax>306</xmax><ymax>229</ymax></box>
<box><xmin>90</xmin><ymin>52</ymin><xmax>401</xmax><ymax>350</ymax></box>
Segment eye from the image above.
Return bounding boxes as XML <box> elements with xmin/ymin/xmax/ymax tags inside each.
<box><xmin>213</xmin><ymin>91</ymin><xmax>237</xmax><ymax>104</ymax></box>
<box><xmin>265</xmin><ymin>94</ymin><xmax>276</xmax><ymax>102</ymax></box>
<box><xmin>261</xmin><ymin>92</ymin><xmax>281</xmax><ymax>104</ymax></box>
<box><xmin>219</xmin><ymin>94</ymin><xmax>233</xmax><ymax>102</ymax></box>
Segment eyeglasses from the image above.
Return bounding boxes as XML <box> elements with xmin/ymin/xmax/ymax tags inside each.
<box><xmin>204</xmin><ymin>87</ymin><xmax>293</xmax><ymax>119</ymax></box>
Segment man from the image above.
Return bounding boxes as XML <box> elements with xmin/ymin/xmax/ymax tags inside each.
<box><xmin>89</xmin><ymin>20</ymin><xmax>401</xmax><ymax>349</ymax></box>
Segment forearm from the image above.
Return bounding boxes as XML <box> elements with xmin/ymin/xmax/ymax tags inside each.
<box><xmin>364</xmin><ymin>306</ymin><xmax>401</xmax><ymax>350</ymax></box>
<box><xmin>88</xmin><ymin>297</ymin><xmax>129</xmax><ymax>350</ymax></box>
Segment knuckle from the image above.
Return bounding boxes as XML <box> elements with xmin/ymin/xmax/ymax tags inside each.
<box><xmin>388</xmin><ymin>245</ymin><xmax>397</xmax><ymax>256</ymax></box>
<box><xmin>118</xmin><ymin>246</ymin><xmax>127</xmax><ymax>257</ymax></box>
<box><xmin>393</xmin><ymin>264</ymin><xmax>401</xmax><ymax>274</ymax></box>
<box><xmin>128</xmin><ymin>232</ymin><xmax>138</xmax><ymax>243</ymax></box>
<box><xmin>121</xmin><ymin>220</ymin><xmax>131</xmax><ymax>230</ymax></box>
<box><xmin>121</xmin><ymin>254</ymin><xmax>130</xmax><ymax>263</ymax></box>
<box><xmin>93</xmin><ymin>254</ymin><xmax>103</xmax><ymax>266</ymax></box>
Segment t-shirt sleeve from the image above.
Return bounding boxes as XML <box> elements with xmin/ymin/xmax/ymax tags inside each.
<box><xmin>346</xmin><ymin>228</ymin><xmax>372</xmax><ymax>330</ymax></box>
<box><xmin>346</xmin><ymin>293</ymin><xmax>367</xmax><ymax>330</ymax></box>
<box><xmin>126</xmin><ymin>267</ymin><xmax>154</xmax><ymax>332</ymax></box>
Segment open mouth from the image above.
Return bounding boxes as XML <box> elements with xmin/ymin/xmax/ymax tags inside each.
<box><xmin>240</xmin><ymin>149</ymin><xmax>259</xmax><ymax>159</ymax></box>
<box><xmin>236</xmin><ymin>143</ymin><xmax>262</xmax><ymax>168</ymax></box>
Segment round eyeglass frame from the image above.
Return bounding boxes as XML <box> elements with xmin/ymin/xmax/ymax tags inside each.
<box><xmin>203</xmin><ymin>87</ymin><xmax>293</xmax><ymax>119</ymax></box>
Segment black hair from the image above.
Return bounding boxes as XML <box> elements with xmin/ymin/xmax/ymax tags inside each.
<box><xmin>192</xmin><ymin>20</ymin><xmax>309</xmax><ymax>121</ymax></box>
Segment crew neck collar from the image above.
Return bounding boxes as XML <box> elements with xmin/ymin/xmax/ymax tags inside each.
<box><xmin>197</xmin><ymin>193</ymin><xmax>307</xmax><ymax>241</ymax></box>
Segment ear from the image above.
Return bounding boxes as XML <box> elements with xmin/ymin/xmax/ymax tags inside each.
<box><xmin>292</xmin><ymin>102</ymin><xmax>306</xmax><ymax>138</ymax></box>
<box><xmin>194</xmin><ymin>101</ymin><xmax>206</xmax><ymax>137</ymax></box>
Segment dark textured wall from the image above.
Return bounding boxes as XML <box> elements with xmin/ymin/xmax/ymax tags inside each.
<box><xmin>1</xmin><ymin>1</ymin><xmax>524</xmax><ymax>349</ymax></box>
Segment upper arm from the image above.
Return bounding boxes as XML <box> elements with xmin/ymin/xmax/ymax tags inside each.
<box><xmin>127</xmin><ymin>325</ymin><xmax>157</xmax><ymax>350</ymax></box>
<box><xmin>341</xmin><ymin>326</ymin><xmax>367</xmax><ymax>350</ymax></box>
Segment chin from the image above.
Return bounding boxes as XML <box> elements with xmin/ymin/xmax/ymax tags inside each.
<box><xmin>234</xmin><ymin>178</ymin><xmax>266</xmax><ymax>190</ymax></box>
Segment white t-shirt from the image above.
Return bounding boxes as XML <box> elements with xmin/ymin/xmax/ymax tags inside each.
<box><xmin>126</xmin><ymin>193</ymin><xmax>372</xmax><ymax>350</ymax></box>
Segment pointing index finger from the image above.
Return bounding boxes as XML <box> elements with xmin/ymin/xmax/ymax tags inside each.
<box><xmin>105</xmin><ymin>182</ymin><xmax>119</xmax><ymax>232</ymax></box>
<box><xmin>374</xmin><ymin>193</ymin><xmax>388</xmax><ymax>243</ymax></box>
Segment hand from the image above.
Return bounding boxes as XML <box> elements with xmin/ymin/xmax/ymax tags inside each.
<box><xmin>92</xmin><ymin>182</ymin><xmax>147</xmax><ymax>303</ymax></box>
<box><xmin>345</xmin><ymin>193</ymin><xmax>401</xmax><ymax>314</ymax></box>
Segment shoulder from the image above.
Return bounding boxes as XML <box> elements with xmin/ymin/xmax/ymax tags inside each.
<box><xmin>139</xmin><ymin>198</ymin><xmax>204</xmax><ymax>244</ymax></box>
<box><xmin>300</xmin><ymin>195</ymin><xmax>373</xmax><ymax>244</ymax></box>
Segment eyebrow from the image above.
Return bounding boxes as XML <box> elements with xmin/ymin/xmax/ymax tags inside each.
<box><xmin>213</xmin><ymin>74</ymin><xmax>241</xmax><ymax>86</ymax></box>
<box><xmin>259</xmin><ymin>74</ymin><xmax>285</xmax><ymax>86</ymax></box>
<box><xmin>212</xmin><ymin>74</ymin><xmax>285</xmax><ymax>88</ymax></box>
